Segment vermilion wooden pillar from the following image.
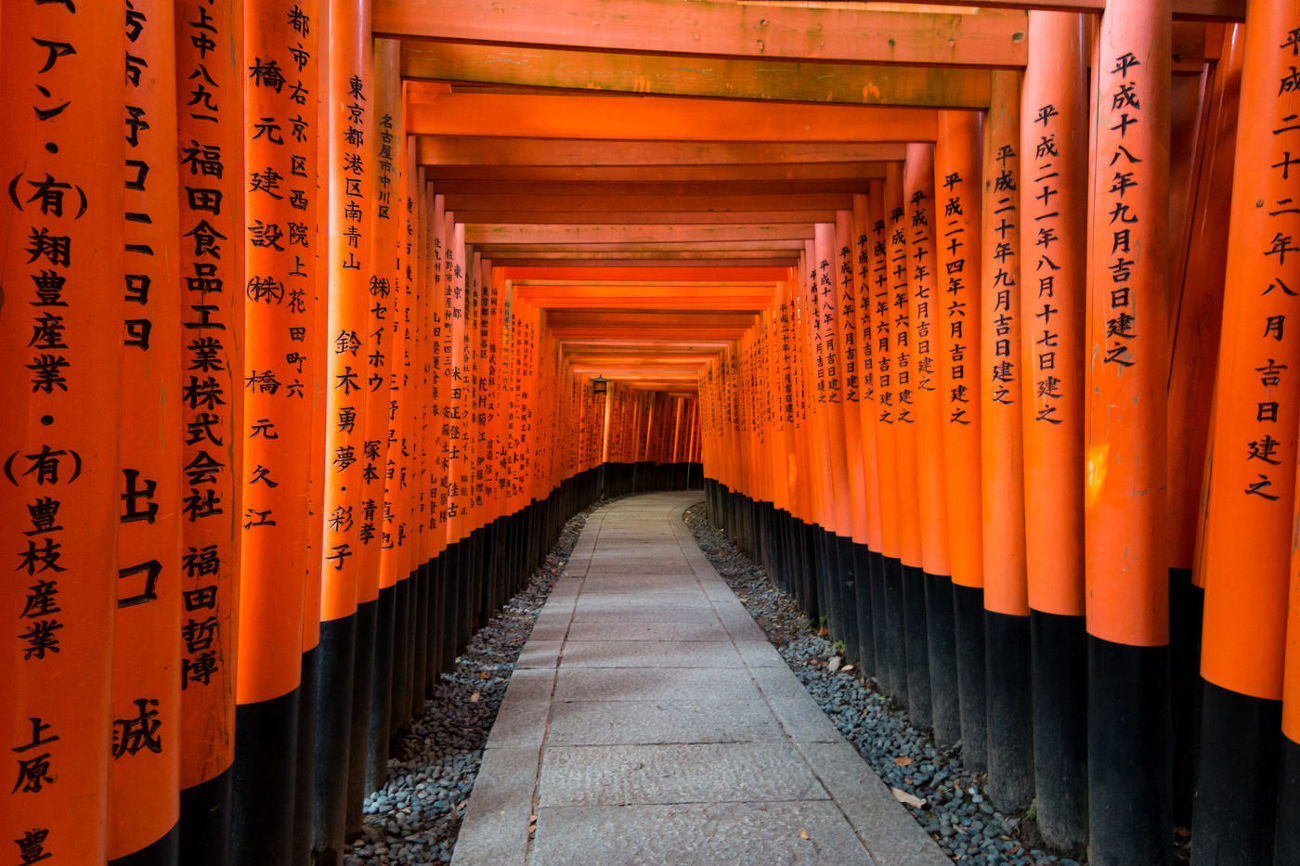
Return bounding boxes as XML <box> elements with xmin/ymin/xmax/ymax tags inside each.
<box><xmin>906</xmin><ymin>142</ymin><xmax>958</xmax><ymax>746</ymax></box>
<box><xmin>175</xmin><ymin>0</ymin><xmax>245</xmax><ymax>858</ymax></box>
<box><xmin>111</xmin><ymin>0</ymin><xmax>183</xmax><ymax>861</ymax></box>
<box><xmin>934</xmin><ymin>109</ymin><xmax>988</xmax><ymax>773</ymax></box>
<box><xmin>1</xmin><ymin>3</ymin><xmax>125</xmax><ymax>861</ymax></box>
<box><xmin>981</xmin><ymin>68</ymin><xmax>1034</xmax><ymax>814</ymax></box>
<box><xmin>889</xmin><ymin>161</ymin><xmax>931</xmax><ymax>729</ymax></box>
<box><xmin>1020</xmin><ymin>10</ymin><xmax>1089</xmax><ymax>854</ymax></box>
<box><xmin>870</xmin><ymin>176</ymin><xmax>905</xmax><ymax>703</ymax></box>
<box><xmin>1197</xmin><ymin>2</ymin><xmax>1300</xmax><ymax>863</ymax></box>
<box><xmin>234</xmin><ymin>0</ymin><xmax>320</xmax><ymax>859</ymax></box>
<box><xmin>1085</xmin><ymin>1</ymin><xmax>1173</xmax><ymax>862</ymax></box>
<box><xmin>314</xmin><ymin>0</ymin><xmax>373</xmax><ymax>858</ymax></box>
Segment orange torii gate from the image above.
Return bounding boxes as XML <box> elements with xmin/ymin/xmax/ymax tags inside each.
<box><xmin>14</xmin><ymin>2</ymin><xmax>1300</xmax><ymax>865</ymax></box>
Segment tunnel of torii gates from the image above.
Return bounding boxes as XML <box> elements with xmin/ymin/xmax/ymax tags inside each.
<box><xmin>6</xmin><ymin>0</ymin><xmax>1300</xmax><ymax>863</ymax></box>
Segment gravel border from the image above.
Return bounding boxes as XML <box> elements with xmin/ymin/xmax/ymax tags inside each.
<box><xmin>683</xmin><ymin>503</ymin><xmax>1086</xmax><ymax>866</ymax></box>
<box><xmin>345</xmin><ymin>505</ymin><xmax>595</xmax><ymax>865</ymax></box>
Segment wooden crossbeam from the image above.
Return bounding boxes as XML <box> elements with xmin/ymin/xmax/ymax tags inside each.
<box><xmin>401</xmin><ymin>42</ymin><xmax>994</xmax><ymax>108</ymax></box>
<box><xmin>424</xmin><ymin>163</ymin><xmax>888</xmax><ymax>183</ymax></box>
<box><xmin>374</xmin><ymin>0</ymin><xmax>1028</xmax><ymax>67</ymax></box>
<box><xmin>464</xmin><ymin>223</ymin><xmax>814</xmax><ymax>244</ymax></box>
<box><xmin>405</xmin><ymin>89</ymin><xmax>938</xmax><ymax>142</ymax></box>
<box><xmin>457</xmin><ymin>210</ymin><xmax>839</xmax><ymax>225</ymax></box>
<box><xmin>416</xmin><ymin>137</ymin><xmax>907</xmax><ymax>166</ymax></box>
<box><xmin>445</xmin><ymin>192</ymin><xmax>854</xmax><ymax>213</ymax></box>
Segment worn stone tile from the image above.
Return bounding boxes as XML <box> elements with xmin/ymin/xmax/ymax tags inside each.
<box><xmin>796</xmin><ymin>741</ymin><xmax>951</xmax><ymax>866</ymax></box>
<box><xmin>448</xmin><ymin>747</ymin><xmax>539</xmax><ymax>866</ymax></box>
<box><xmin>531</xmin><ymin>801</ymin><xmax>873</xmax><ymax>866</ymax></box>
<box><xmin>554</xmin><ymin>667</ymin><xmax>760</xmax><ymax>703</ymax></box>
<box><xmin>736</xmin><ymin>638</ymin><xmax>790</xmax><ymax>668</ymax></box>
<box><xmin>537</xmin><ymin>742</ymin><xmax>827</xmax><ymax>807</ymax></box>
<box><xmin>546</xmin><ymin>698</ymin><xmax>783</xmax><ymax>746</ymax></box>
<box><xmin>558</xmin><ymin>640</ymin><xmax>742</xmax><ymax>669</ymax></box>
<box><xmin>564</xmin><ymin>620</ymin><xmax>723</xmax><ymax>642</ymax></box>
<box><xmin>515</xmin><ymin>639</ymin><xmax>562</xmax><ymax>670</ymax></box>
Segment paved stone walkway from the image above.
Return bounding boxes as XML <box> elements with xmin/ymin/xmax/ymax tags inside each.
<box><xmin>452</xmin><ymin>491</ymin><xmax>949</xmax><ymax>866</ymax></box>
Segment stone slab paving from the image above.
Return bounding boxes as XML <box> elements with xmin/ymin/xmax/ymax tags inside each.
<box><xmin>452</xmin><ymin>491</ymin><xmax>949</xmax><ymax>866</ymax></box>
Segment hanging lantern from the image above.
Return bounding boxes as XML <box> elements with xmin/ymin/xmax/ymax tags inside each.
<box><xmin>592</xmin><ymin>375</ymin><xmax>609</xmax><ymax>396</ymax></box>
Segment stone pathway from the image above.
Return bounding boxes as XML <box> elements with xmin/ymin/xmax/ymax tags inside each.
<box><xmin>451</xmin><ymin>491</ymin><xmax>950</xmax><ymax>866</ymax></box>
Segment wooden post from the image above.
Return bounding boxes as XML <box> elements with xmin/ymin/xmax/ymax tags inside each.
<box><xmin>175</xmin><ymin>0</ymin><xmax>245</xmax><ymax>858</ymax></box>
<box><xmin>934</xmin><ymin>109</ymin><xmax>988</xmax><ymax>773</ymax></box>
<box><xmin>233</xmin><ymin>0</ymin><xmax>321</xmax><ymax>858</ymax></box>
<box><xmin>1</xmin><ymin>2</ymin><xmax>125</xmax><ymax>861</ymax></box>
<box><xmin>111</xmin><ymin>0</ymin><xmax>183</xmax><ymax>860</ymax></box>
<box><xmin>1085</xmin><ymin>1</ymin><xmax>1173</xmax><ymax>861</ymax></box>
<box><xmin>981</xmin><ymin>68</ymin><xmax>1034</xmax><ymax>814</ymax></box>
<box><xmin>1198</xmin><ymin>2</ymin><xmax>1299</xmax><ymax>862</ymax></box>
<box><xmin>907</xmin><ymin>142</ymin><xmax>959</xmax><ymax>746</ymax></box>
<box><xmin>313</xmin><ymin>0</ymin><xmax>373</xmax><ymax>857</ymax></box>
<box><xmin>1020</xmin><ymin>10</ymin><xmax>1089</xmax><ymax>854</ymax></box>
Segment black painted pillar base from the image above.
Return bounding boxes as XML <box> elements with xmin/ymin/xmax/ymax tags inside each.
<box><xmin>294</xmin><ymin>646</ymin><xmax>318</xmax><ymax>866</ymax></box>
<box><xmin>232</xmin><ymin>687</ymin><xmax>301</xmax><ymax>865</ymax></box>
<box><xmin>312</xmin><ymin>614</ymin><xmax>357</xmax><ymax>866</ymax></box>
<box><xmin>180</xmin><ymin>766</ymin><xmax>233</xmax><ymax>866</ymax></box>
<box><xmin>346</xmin><ymin>598</ymin><xmax>378</xmax><ymax>834</ymax></box>
<box><xmin>1276</xmin><ymin>734</ymin><xmax>1300</xmax><ymax>863</ymax></box>
<box><xmin>902</xmin><ymin>564</ymin><xmax>931</xmax><ymax>730</ymax></box>
<box><xmin>1190</xmin><ymin>681</ymin><xmax>1281</xmax><ymax>865</ymax></box>
<box><xmin>853</xmin><ymin>542</ymin><xmax>876</xmax><ymax>679</ymax></box>
<box><xmin>952</xmin><ymin>585</ymin><xmax>987</xmax><ymax>772</ymax></box>
<box><xmin>1170</xmin><ymin>567</ymin><xmax>1204</xmax><ymax>828</ymax></box>
<box><xmin>985</xmin><ymin>610</ymin><xmax>1034</xmax><ymax>813</ymax></box>
<box><xmin>1087</xmin><ymin>635</ymin><xmax>1173</xmax><ymax>866</ymax></box>
<box><xmin>882</xmin><ymin>555</ymin><xmax>906</xmax><ymax>706</ymax></box>
<box><xmin>836</xmin><ymin>534</ymin><xmax>860</xmax><ymax>665</ymax></box>
<box><xmin>366</xmin><ymin>584</ymin><xmax>396</xmax><ymax>793</ymax></box>
<box><xmin>925</xmin><ymin>571</ymin><xmax>959</xmax><ymax>748</ymax></box>
<box><xmin>1029</xmin><ymin>610</ymin><xmax>1088</xmax><ymax>854</ymax></box>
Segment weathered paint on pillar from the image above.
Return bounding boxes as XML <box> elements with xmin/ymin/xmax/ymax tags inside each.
<box><xmin>111</xmin><ymin>0</ymin><xmax>184</xmax><ymax>861</ymax></box>
<box><xmin>1</xmin><ymin>1</ymin><xmax>125</xmax><ymax>860</ymax></box>
<box><xmin>175</xmin><ymin>0</ymin><xmax>245</xmax><ymax>856</ymax></box>
<box><xmin>1197</xmin><ymin>2</ymin><xmax>1300</xmax><ymax>863</ymax></box>
<box><xmin>1085</xmin><ymin>1</ymin><xmax>1173</xmax><ymax>862</ymax></box>
<box><xmin>1020</xmin><ymin>10</ymin><xmax>1090</xmax><ymax>855</ymax></box>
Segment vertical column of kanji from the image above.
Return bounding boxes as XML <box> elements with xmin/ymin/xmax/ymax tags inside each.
<box><xmin>313</xmin><ymin>0</ymin><xmax>371</xmax><ymax>857</ymax></box>
<box><xmin>405</xmin><ymin>177</ymin><xmax>430</xmax><ymax>705</ymax></box>
<box><xmin>232</xmin><ymin>0</ymin><xmax>318</xmax><ymax>859</ymax></box>
<box><xmin>1280</xmin><ymin>21</ymin><xmax>1300</xmax><ymax>850</ymax></box>
<box><xmin>447</xmin><ymin>218</ymin><xmax>471</xmax><ymax>656</ymax></box>
<box><xmin>906</xmin><ymin>143</ymin><xmax>957</xmax><ymax>748</ymax></box>
<box><xmin>174</xmin><ymin>0</ymin><xmax>245</xmax><ymax>855</ymax></box>
<box><xmin>870</xmin><ymin>177</ymin><xmax>904</xmax><ymax>702</ymax></box>
<box><xmin>1</xmin><ymin>2</ymin><xmax>124</xmax><ymax>863</ymax></box>
<box><xmin>980</xmin><ymin>69</ymin><xmax>1034</xmax><ymax>815</ymax></box>
<box><xmin>430</xmin><ymin>193</ymin><xmax>451</xmax><ymax>684</ymax></box>
<box><xmin>814</xmin><ymin>224</ymin><xmax>856</xmax><ymax>659</ymax></box>
<box><xmin>890</xmin><ymin>163</ymin><xmax>930</xmax><ymax>724</ymax></box>
<box><xmin>383</xmin><ymin>136</ymin><xmax>412</xmax><ymax>739</ymax></box>
<box><xmin>933</xmin><ymin>110</ymin><xmax>988</xmax><ymax>774</ymax></box>
<box><xmin>1199</xmin><ymin>4</ymin><xmax>1300</xmax><ymax>863</ymax></box>
<box><xmin>1085</xmin><ymin>2</ymin><xmax>1173</xmax><ymax>861</ymax></box>
<box><xmin>295</xmin><ymin>4</ymin><xmax>330</xmax><ymax>851</ymax></box>
<box><xmin>295</xmin><ymin>3</ymin><xmax>330</xmax><ymax>850</ymax></box>
<box><xmin>111</xmin><ymin>0</ymin><xmax>183</xmax><ymax>862</ymax></box>
<box><xmin>360</xmin><ymin>35</ymin><xmax>402</xmax><ymax>796</ymax></box>
<box><xmin>851</xmin><ymin>194</ymin><xmax>883</xmax><ymax>681</ymax></box>
<box><xmin>835</xmin><ymin>208</ymin><xmax>871</xmax><ymax>674</ymax></box>
<box><xmin>340</xmin><ymin>28</ymin><xmax>381</xmax><ymax>839</ymax></box>
<box><xmin>1019</xmin><ymin>10</ymin><xmax>1089</xmax><ymax>855</ymax></box>
<box><xmin>797</xmin><ymin>246</ymin><xmax>830</xmax><ymax>627</ymax></box>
